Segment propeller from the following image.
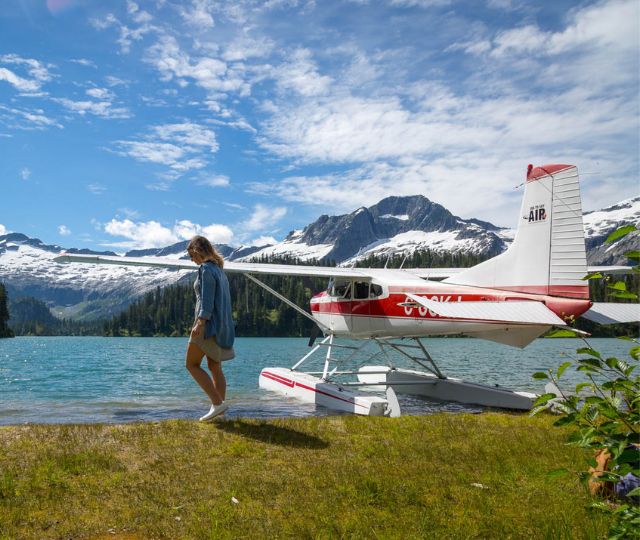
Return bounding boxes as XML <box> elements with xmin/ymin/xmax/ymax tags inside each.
<box><xmin>308</xmin><ymin>324</ymin><xmax>322</xmax><ymax>347</ymax></box>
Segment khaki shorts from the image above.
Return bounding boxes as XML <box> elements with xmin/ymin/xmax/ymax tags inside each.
<box><xmin>188</xmin><ymin>333</ymin><xmax>235</xmax><ymax>362</ymax></box>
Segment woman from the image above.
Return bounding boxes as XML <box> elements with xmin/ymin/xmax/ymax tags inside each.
<box><xmin>186</xmin><ymin>235</ymin><xmax>235</xmax><ymax>422</ymax></box>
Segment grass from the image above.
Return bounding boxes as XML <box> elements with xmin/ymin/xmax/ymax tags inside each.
<box><xmin>0</xmin><ymin>413</ymin><xmax>610</xmax><ymax>539</ymax></box>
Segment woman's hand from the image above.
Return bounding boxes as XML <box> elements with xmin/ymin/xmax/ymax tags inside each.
<box><xmin>191</xmin><ymin>319</ymin><xmax>205</xmax><ymax>339</ymax></box>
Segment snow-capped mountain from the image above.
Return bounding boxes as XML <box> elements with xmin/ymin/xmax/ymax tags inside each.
<box><xmin>582</xmin><ymin>197</ymin><xmax>640</xmax><ymax>265</ymax></box>
<box><xmin>0</xmin><ymin>233</ymin><xmax>194</xmax><ymax>320</ymax></box>
<box><xmin>0</xmin><ymin>195</ymin><xmax>637</xmax><ymax>321</ymax></box>
<box><xmin>244</xmin><ymin>195</ymin><xmax>509</xmax><ymax>264</ymax></box>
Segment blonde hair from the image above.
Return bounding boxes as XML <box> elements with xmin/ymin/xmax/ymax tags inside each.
<box><xmin>187</xmin><ymin>235</ymin><xmax>224</xmax><ymax>268</ymax></box>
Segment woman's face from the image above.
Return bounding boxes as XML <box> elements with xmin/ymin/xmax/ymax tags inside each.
<box><xmin>188</xmin><ymin>249</ymin><xmax>204</xmax><ymax>265</ymax></box>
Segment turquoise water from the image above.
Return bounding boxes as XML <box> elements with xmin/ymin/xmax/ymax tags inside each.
<box><xmin>0</xmin><ymin>336</ymin><xmax>633</xmax><ymax>424</ymax></box>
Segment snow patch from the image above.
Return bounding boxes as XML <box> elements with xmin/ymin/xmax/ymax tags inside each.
<box><xmin>380</xmin><ymin>214</ymin><xmax>409</xmax><ymax>221</ymax></box>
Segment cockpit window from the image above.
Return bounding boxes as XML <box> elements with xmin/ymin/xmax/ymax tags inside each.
<box><xmin>354</xmin><ymin>282</ymin><xmax>369</xmax><ymax>299</ymax></box>
<box><xmin>370</xmin><ymin>283</ymin><xmax>383</xmax><ymax>298</ymax></box>
<box><xmin>330</xmin><ymin>279</ymin><xmax>352</xmax><ymax>299</ymax></box>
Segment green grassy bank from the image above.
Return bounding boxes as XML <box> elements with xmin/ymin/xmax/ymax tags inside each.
<box><xmin>0</xmin><ymin>413</ymin><xmax>610</xmax><ymax>539</ymax></box>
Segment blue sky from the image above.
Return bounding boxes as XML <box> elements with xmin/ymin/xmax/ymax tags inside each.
<box><xmin>0</xmin><ymin>0</ymin><xmax>638</xmax><ymax>252</ymax></box>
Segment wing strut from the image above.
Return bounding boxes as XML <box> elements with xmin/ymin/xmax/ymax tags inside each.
<box><xmin>242</xmin><ymin>273</ymin><xmax>329</xmax><ymax>332</ymax></box>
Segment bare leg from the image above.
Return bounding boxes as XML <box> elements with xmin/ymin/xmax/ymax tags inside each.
<box><xmin>207</xmin><ymin>357</ymin><xmax>227</xmax><ymax>401</ymax></box>
<box><xmin>186</xmin><ymin>343</ymin><xmax>222</xmax><ymax>405</ymax></box>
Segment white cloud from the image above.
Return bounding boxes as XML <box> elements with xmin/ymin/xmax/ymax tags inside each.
<box><xmin>0</xmin><ymin>105</ymin><xmax>62</xmax><ymax>130</ymax></box>
<box><xmin>179</xmin><ymin>0</ymin><xmax>215</xmax><ymax>28</ymax></box>
<box><xmin>87</xmin><ymin>183</ymin><xmax>107</xmax><ymax>195</ymax></box>
<box><xmin>58</xmin><ymin>225</ymin><xmax>71</xmax><ymax>236</ymax></box>
<box><xmin>249</xmin><ymin>235</ymin><xmax>277</xmax><ymax>246</ymax></box>
<box><xmin>198</xmin><ymin>175</ymin><xmax>230</xmax><ymax>187</ymax></box>
<box><xmin>244</xmin><ymin>204</ymin><xmax>287</xmax><ymax>231</ymax></box>
<box><xmin>0</xmin><ymin>67</ymin><xmax>41</xmax><ymax>92</ymax></box>
<box><xmin>0</xmin><ymin>55</ymin><xmax>53</xmax><ymax>93</ymax></box>
<box><xmin>275</xmin><ymin>48</ymin><xmax>331</xmax><ymax>97</ymax></box>
<box><xmin>86</xmin><ymin>87</ymin><xmax>115</xmax><ymax>100</ymax></box>
<box><xmin>201</xmin><ymin>224</ymin><xmax>234</xmax><ymax>244</ymax></box>
<box><xmin>0</xmin><ymin>224</ymin><xmax>7</xmax><ymax>235</ymax></box>
<box><xmin>114</xmin><ymin>122</ymin><xmax>218</xmax><ymax>176</ymax></box>
<box><xmin>103</xmin><ymin>218</ymin><xmax>233</xmax><ymax>248</ymax></box>
<box><xmin>20</xmin><ymin>167</ymin><xmax>31</xmax><ymax>180</ymax></box>
<box><xmin>105</xmin><ymin>75</ymin><xmax>128</xmax><ymax>87</ymax></box>
<box><xmin>222</xmin><ymin>34</ymin><xmax>274</xmax><ymax>62</ymax></box>
<box><xmin>144</xmin><ymin>35</ymin><xmax>249</xmax><ymax>97</ymax></box>
<box><xmin>91</xmin><ymin>8</ymin><xmax>156</xmax><ymax>54</ymax></box>
<box><xmin>70</xmin><ymin>58</ymin><xmax>97</xmax><ymax>68</ymax></box>
<box><xmin>54</xmin><ymin>97</ymin><xmax>130</xmax><ymax>118</ymax></box>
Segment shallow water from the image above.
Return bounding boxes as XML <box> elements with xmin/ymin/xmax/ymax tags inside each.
<box><xmin>0</xmin><ymin>336</ymin><xmax>633</xmax><ymax>424</ymax></box>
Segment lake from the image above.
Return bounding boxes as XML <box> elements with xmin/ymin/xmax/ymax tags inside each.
<box><xmin>0</xmin><ymin>336</ymin><xmax>633</xmax><ymax>425</ymax></box>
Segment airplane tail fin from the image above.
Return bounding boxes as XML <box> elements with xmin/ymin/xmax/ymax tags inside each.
<box><xmin>444</xmin><ymin>164</ymin><xmax>589</xmax><ymax>299</ymax></box>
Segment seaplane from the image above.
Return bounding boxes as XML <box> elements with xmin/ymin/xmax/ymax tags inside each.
<box><xmin>54</xmin><ymin>164</ymin><xmax>639</xmax><ymax>417</ymax></box>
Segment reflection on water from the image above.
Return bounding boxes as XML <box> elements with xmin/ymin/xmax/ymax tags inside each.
<box><xmin>0</xmin><ymin>336</ymin><xmax>634</xmax><ymax>425</ymax></box>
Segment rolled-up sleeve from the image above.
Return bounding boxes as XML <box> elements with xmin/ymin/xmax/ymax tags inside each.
<box><xmin>198</xmin><ymin>266</ymin><xmax>216</xmax><ymax>320</ymax></box>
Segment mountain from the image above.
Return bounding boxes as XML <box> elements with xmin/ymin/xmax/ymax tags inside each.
<box><xmin>0</xmin><ymin>195</ymin><xmax>637</xmax><ymax>321</ymax></box>
<box><xmin>582</xmin><ymin>196</ymin><xmax>640</xmax><ymax>265</ymax></box>
<box><xmin>244</xmin><ymin>195</ymin><xmax>511</xmax><ymax>264</ymax></box>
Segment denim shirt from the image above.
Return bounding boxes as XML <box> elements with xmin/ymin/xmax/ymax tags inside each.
<box><xmin>194</xmin><ymin>261</ymin><xmax>235</xmax><ymax>349</ymax></box>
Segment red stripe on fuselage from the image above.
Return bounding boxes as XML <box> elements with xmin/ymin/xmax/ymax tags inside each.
<box><xmin>311</xmin><ymin>286</ymin><xmax>591</xmax><ymax>321</ymax></box>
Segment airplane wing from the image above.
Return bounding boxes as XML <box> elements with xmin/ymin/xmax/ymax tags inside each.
<box><xmin>53</xmin><ymin>253</ymin><xmax>637</xmax><ymax>283</ymax></box>
<box><xmin>406</xmin><ymin>265</ymin><xmax>636</xmax><ymax>279</ymax></box>
<box><xmin>581</xmin><ymin>303</ymin><xmax>640</xmax><ymax>324</ymax></box>
<box><xmin>53</xmin><ymin>253</ymin><xmax>372</xmax><ymax>280</ymax></box>
<box><xmin>405</xmin><ymin>294</ymin><xmax>567</xmax><ymax>325</ymax></box>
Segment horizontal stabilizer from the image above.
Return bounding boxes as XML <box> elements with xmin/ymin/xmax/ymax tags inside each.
<box><xmin>587</xmin><ymin>266</ymin><xmax>638</xmax><ymax>275</ymax></box>
<box><xmin>582</xmin><ymin>303</ymin><xmax>640</xmax><ymax>324</ymax></box>
<box><xmin>405</xmin><ymin>294</ymin><xmax>566</xmax><ymax>325</ymax></box>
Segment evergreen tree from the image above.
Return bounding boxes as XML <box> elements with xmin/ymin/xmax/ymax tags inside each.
<box><xmin>0</xmin><ymin>282</ymin><xmax>14</xmax><ymax>338</ymax></box>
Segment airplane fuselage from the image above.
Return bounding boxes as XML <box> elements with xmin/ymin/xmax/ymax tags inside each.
<box><xmin>310</xmin><ymin>278</ymin><xmax>591</xmax><ymax>340</ymax></box>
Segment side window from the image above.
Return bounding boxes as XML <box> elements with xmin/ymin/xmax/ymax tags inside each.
<box><xmin>331</xmin><ymin>279</ymin><xmax>352</xmax><ymax>299</ymax></box>
<box><xmin>370</xmin><ymin>283</ymin><xmax>383</xmax><ymax>298</ymax></box>
<box><xmin>354</xmin><ymin>281</ymin><xmax>369</xmax><ymax>299</ymax></box>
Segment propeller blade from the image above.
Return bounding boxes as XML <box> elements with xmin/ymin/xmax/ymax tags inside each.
<box><xmin>308</xmin><ymin>324</ymin><xmax>322</xmax><ymax>347</ymax></box>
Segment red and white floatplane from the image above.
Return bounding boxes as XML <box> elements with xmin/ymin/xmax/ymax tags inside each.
<box><xmin>55</xmin><ymin>164</ymin><xmax>639</xmax><ymax>417</ymax></box>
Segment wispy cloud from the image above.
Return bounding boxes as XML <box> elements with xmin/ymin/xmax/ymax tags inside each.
<box><xmin>0</xmin><ymin>104</ymin><xmax>62</xmax><ymax>130</ymax></box>
<box><xmin>198</xmin><ymin>175</ymin><xmax>230</xmax><ymax>187</ymax></box>
<box><xmin>144</xmin><ymin>34</ymin><xmax>249</xmax><ymax>97</ymax></box>
<box><xmin>87</xmin><ymin>183</ymin><xmax>107</xmax><ymax>195</ymax></box>
<box><xmin>0</xmin><ymin>54</ymin><xmax>54</xmax><ymax>94</ymax></box>
<box><xmin>20</xmin><ymin>167</ymin><xmax>31</xmax><ymax>180</ymax></box>
<box><xmin>70</xmin><ymin>58</ymin><xmax>97</xmax><ymax>68</ymax></box>
<box><xmin>243</xmin><ymin>203</ymin><xmax>287</xmax><ymax>232</ymax></box>
<box><xmin>114</xmin><ymin>122</ymin><xmax>218</xmax><ymax>177</ymax></box>
<box><xmin>53</xmin><ymin>87</ymin><xmax>130</xmax><ymax>118</ymax></box>
<box><xmin>179</xmin><ymin>0</ymin><xmax>215</xmax><ymax>29</ymax></box>
<box><xmin>58</xmin><ymin>225</ymin><xmax>71</xmax><ymax>236</ymax></box>
<box><xmin>91</xmin><ymin>3</ymin><xmax>157</xmax><ymax>54</ymax></box>
<box><xmin>0</xmin><ymin>224</ymin><xmax>7</xmax><ymax>235</ymax></box>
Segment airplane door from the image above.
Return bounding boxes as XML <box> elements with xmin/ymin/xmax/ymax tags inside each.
<box><xmin>351</xmin><ymin>281</ymin><xmax>371</xmax><ymax>336</ymax></box>
<box><xmin>328</xmin><ymin>279</ymin><xmax>353</xmax><ymax>333</ymax></box>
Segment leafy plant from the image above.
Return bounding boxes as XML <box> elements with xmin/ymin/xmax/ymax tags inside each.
<box><xmin>532</xmin><ymin>225</ymin><xmax>639</xmax><ymax>539</ymax></box>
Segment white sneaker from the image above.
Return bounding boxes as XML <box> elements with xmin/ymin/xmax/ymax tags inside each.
<box><xmin>199</xmin><ymin>402</ymin><xmax>228</xmax><ymax>422</ymax></box>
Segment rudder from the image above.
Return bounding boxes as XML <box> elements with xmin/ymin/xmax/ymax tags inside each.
<box><xmin>443</xmin><ymin>164</ymin><xmax>588</xmax><ymax>299</ymax></box>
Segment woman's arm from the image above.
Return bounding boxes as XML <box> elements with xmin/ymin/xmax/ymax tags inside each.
<box><xmin>198</xmin><ymin>264</ymin><xmax>217</xmax><ymax>321</ymax></box>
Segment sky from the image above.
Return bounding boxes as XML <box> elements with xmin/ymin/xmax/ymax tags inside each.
<box><xmin>0</xmin><ymin>0</ymin><xmax>638</xmax><ymax>252</ymax></box>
